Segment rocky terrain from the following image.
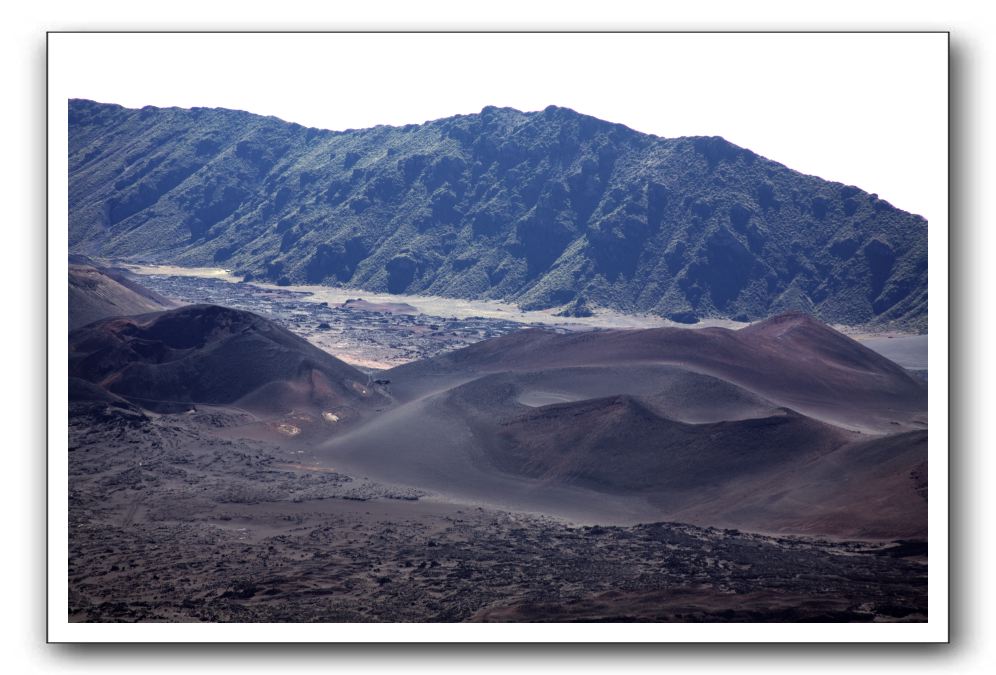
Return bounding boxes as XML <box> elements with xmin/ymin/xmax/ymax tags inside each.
<box><xmin>128</xmin><ymin>270</ymin><xmax>550</xmax><ymax>369</ymax></box>
<box><xmin>68</xmin><ymin>99</ymin><xmax>927</xmax><ymax>330</ymax></box>
<box><xmin>68</xmin><ymin>403</ymin><xmax>926</xmax><ymax>623</ymax></box>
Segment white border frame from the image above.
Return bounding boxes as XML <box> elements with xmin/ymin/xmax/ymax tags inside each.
<box><xmin>47</xmin><ymin>31</ymin><xmax>949</xmax><ymax>643</ymax></box>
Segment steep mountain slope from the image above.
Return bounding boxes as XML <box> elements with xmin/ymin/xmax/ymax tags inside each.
<box><xmin>68</xmin><ymin>99</ymin><xmax>927</xmax><ymax>330</ymax></box>
<box><xmin>68</xmin><ymin>304</ymin><xmax>386</xmax><ymax>416</ymax></box>
<box><xmin>68</xmin><ymin>259</ymin><xmax>175</xmax><ymax>330</ymax></box>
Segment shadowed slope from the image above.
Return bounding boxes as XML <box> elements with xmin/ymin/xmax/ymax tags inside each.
<box><xmin>69</xmin><ymin>304</ymin><xmax>385</xmax><ymax>415</ymax></box>
<box><xmin>319</xmin><ymin>365</ymin><xmax>924</xmax><ymax>537</ymax></box>
<box><xmin>481</xmin><ymin>395</ymin><xmax>848</xmax><ymax>494</ymax></box>
<box><xmin>667</xmin><ymin>430</ymin><xmax>929</xmax><ymax>539</ymax></box>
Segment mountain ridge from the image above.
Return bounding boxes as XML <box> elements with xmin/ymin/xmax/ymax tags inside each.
<box><xmin>69</xmin><ymin>99</ymin><xmax>928</xmax><ymax>330</ymax></box>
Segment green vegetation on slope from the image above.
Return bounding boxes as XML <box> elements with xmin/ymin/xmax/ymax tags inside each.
<box><xmin>69</xmin><ymin>99</ymin><xmax>927</xmax><ymax>330</ymax></box>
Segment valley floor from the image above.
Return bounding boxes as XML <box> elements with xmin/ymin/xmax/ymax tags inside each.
<box><xmin>125</xmin><ymin>266</ymin><xmax>927</xmax><ymax>375</ymax></box>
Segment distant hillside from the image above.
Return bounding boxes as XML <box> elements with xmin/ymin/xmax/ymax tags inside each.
<box><xmin>68</xmin><ymin>99</ymin><xmax>928</xmax><ymax>330</ymax></box>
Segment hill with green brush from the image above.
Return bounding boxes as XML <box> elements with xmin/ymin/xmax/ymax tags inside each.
<box><xmin>69</xmin><ymin>99</ymin><xmax>927</xmax><ymax>330</ymax></box>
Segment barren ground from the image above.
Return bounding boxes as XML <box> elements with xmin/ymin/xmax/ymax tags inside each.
<box><xmin>69</xmin><ymin>407</ymin><xmax>927</xmax><ymax>623</ymax></box>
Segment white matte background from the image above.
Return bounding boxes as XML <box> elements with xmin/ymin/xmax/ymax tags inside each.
<box><xmin>3</xmin><ymin>0</ymin><xmax>993</xmax><ymax>672</ymax></box>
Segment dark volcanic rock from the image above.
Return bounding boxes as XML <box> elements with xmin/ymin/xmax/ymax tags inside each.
<box><xmin>69</xmin><ymin>99</ymin><xmax>928</xmax><ymax>330</ymax></box>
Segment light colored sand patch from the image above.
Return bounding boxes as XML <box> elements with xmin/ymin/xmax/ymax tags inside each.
<box><xmin>124</xmin><ymin>263</ymin><xmax>743</xmax><ymax>330</ymax></box>
<box><xmin>276</xmin><ymin>423</ymin><xmax>301</xmax><ymax>436</ymax></box>
<box><xmin>858</xmin><ymin>335</ymin><xmax>928</xmax><ymax>369</ymax></box>
<box><xmin>273</xmin><ymin>462</ymin><xmax>339</xmax><ymax>474</ymax></box>
<box><xmin>835</xmin><ymin>324</ymin><xmax>922</xmax><ymax>340</ymax></box>
<box><xmin>517</xmin><ymin>391</ymin><xmax>584</xmax><ymax>407</ymax></box>
<box><xmin>302</xmin><ymin>335</ymin><xmax>398</xmax><ymax>369</ymax></box>
<box><xmin>123</xmin><ymin>263</ymin><xmax>241</xmax><ymax>283</ymax></box>
<box><xmin>322</xmin><ymin>412</ymin><xmax>340</xmax><ymax>424</ymax></box>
